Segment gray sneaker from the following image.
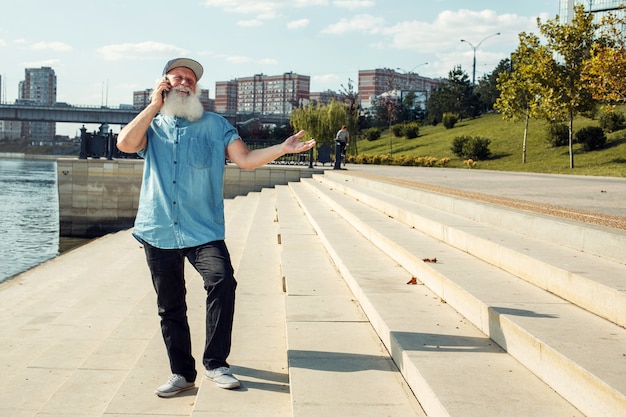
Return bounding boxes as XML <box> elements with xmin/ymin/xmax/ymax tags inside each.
<box><xmin>155</xmin><ymin>374</ymin><xmax>194</xmax><ymax>397</ymax></box>
<box><xmin>205</xmin><ymin>366</ymin><xmax>240</xmax><ymax>389</ymax></box>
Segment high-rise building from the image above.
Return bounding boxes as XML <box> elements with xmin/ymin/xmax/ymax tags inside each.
<box><xmin>358</xmin><ymin>68</ymin><xmax>440</xmax><ymax>109</ymax></box>
<box><xmin>215</xmin><ymin>80</ymin><xmax>238</xmax><ymax>114</ymax></box>
<box><xmin>133</xmin><ymin>89</ymin><xmax>153</xmax><ymax>109</ymax></box>
<box><xmin>19</xmin><ymin>67</ymin><xmax>57</xmax><ymax>141</ymax></box>
<box><xmin>559</xmin><ymin>0</ymin><xmax>625</xmax><ymax>23</ymax></box>
<box><xmin>197</xmin><ymin>89</ymin><xmax>215</xmax><ymax>112</ymax></box>
<box><xmin>216</xmin><ymin>72</ymin><xmax>310</xmax><ymax>116</ymax></box>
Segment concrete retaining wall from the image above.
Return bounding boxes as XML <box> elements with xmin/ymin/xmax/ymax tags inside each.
<box><xmin>57</xmin><ymin>158</ymin><xmax>324</xmax><ymax>237</ymax></box>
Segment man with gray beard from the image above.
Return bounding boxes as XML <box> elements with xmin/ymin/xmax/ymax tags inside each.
<box><xmin>117</xmin><ymin>58</ymin><xmax>315</xmax><ymax>398</ymax></box>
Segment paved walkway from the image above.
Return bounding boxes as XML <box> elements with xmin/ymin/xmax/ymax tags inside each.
<box><xmin>1</xmin><ymin>165</ymin><xmax>624</xmax><ymax>417</ymax></box>
<box><xmin>343</xmin><ymin>165</ymin><xmax>626</xmax><ymax>218</ymax></box>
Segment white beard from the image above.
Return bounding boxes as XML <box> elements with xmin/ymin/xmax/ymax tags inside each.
<box><xmin>160</xmin><ymin>84</ymin><xmax>204</xmax><ymax>122</ymax></box>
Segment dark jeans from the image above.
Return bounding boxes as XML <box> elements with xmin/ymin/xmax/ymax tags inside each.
<box><xmin>334</xmin><ymin>141</ymin><xmax>346</xmax><ymax>169</ymax></box>
<box><xmin>143</xmin><ymin>240</ymin><xmax>237</xmax><ymax>383</ymax></box>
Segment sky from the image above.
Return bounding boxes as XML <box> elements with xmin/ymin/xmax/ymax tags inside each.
<box><xmin>1</xmin><ymin>0</ymin><xmax>558</xmax><ymax>136</ymax></box>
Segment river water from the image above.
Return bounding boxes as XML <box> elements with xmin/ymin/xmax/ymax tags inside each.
<box><xmin>0</xmin><ymin>158</ymin><xmax>87</xmax><ymax>283</ymax></box>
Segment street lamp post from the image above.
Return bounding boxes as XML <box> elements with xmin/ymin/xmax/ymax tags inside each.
<box><xmin>394</xmin><ymin>62</ymin><xmax>430</xmax><ymax>125</ymax></box>
<box><xmin>407</xmin><ymin>62</ymin><xmax>429</xmax><ymax>73</ymax></box>
<box><xmin>395</xmin><ymin>62</ymin><xmax>428</xmax><ymax>95</ymax></box>
<box><xmin>460</xmin><ymin>32</ymin><xmax>501</xmax><ymax>85</ymax></box>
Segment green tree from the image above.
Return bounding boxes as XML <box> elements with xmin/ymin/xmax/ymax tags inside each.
<box><xmin>582</xmin><ymin>7</ymin><xmax>626</xmax><ymax>105</ymax></box>
<box><xmin>495</xmin><ymin>32</ymin><xmax>549</xmax><ymax>163</ymax></box>
<box><xmin>426</xmin><ymin>66</ymin><xmax>479</xmax><ymax>123</ymax></box>
<box><xmin>290</xmin><ymin>99</ymin><xmax>349</xmax><ymax>145</ymax></box>
<box><xmin>338</xmin><ymin>79</ymin><xmax>360</xmax><ymax>154</ymax></box>
<box><xmin>475</xmin><ymin>58</ymin><xmax>511</xmax><ymax>113</ymax></box>
<box><xmin>372</xmin><ymin>95</ymin><xmax>401</xmax><ymax>156</ymax></box>
<box><xmin>535</xmin><ymin>5</ymin><xmax>598</xmax><ymax>168</ymax></box>
<box><xmin>400</xmin><ymin>90</ymin><xmax>422</xmax><ymax>122</ymax></box>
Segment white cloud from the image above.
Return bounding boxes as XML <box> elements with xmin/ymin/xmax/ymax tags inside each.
<box><xmin>319</xmin><ymin>9</ymin><xmax>538</xmax><ymax>54</ymax></box>
<box><xmin>367</xmin><ymin>9</ymin><xmax>539</xmax><ymax>54</ymax></box>
<box><xmin>97</xmin><ymin>42</ymin><xmax>189</xmax><ymax>61</ymax></box>
<box><xmin>201</xmin><ymin>0</ymin><xmax>327</xmax><ymax>20</ymax></box>
<box><xmin>321</xmin><ymin>14</ymin><xmax>385</xmax><ymax>35</ymax></box>
<box><xmin>258</xmin><ymin>58</ymin><xmax>279</xmax><ymax>65</ymax></box>
<box><xmin>333</xmin><ymin>0</ymin><xmax>375</xmax><ymax>10</ymax></box>
<box><xmin>313</xmin><ymin>73</ymin><xmax>340</xmax><ymax>83</ymax></box>
<box><xmin>288</xmin><ymin>18</ymin><xmax>310</xmax><ymax>29</ymax></box>
<box><xmin>222</xmin><ymin>54</ymin><xmax>278</xmax><ymax>65</ymax></box>
<box><xmin>30</xmin><ymin>41</ymin><xmax>72</xmax><ymax>52</ymax></box>
<box><xmin>24</xmin><ymin>59</ymin><xmax>61</xmax><ymax>68</ymax></box>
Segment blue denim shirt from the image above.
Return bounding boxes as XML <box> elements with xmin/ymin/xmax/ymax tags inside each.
<box><xmin>132</xmin><ymin>112</ymin><xmax>240</xmax><ymax>249</ymax></box>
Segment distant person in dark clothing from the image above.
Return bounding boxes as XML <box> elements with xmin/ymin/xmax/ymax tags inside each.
<box><xmin>334</xmin><ymin>125</ymin><xmax>350</xmax><ymax>169</ymax></box>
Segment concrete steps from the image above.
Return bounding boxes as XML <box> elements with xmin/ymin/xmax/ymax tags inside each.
<box><xmin>284</xmin><ymin>171</ymin><xmax>626</xmax><ymax>417</ymax></box>
<box><xmin>2</xmin><ymin>167</ymin><xmax>625</xmax><ymax>417</ymax></box>
<box><xmin>192</xmin><ymin>189</ymin><xmax>292</xmax><ymax>417</ymax></box>
<box><xmin>275</xmin><ymin>185</ymin><xmax>426</xmax><ymax>417</ymax></box>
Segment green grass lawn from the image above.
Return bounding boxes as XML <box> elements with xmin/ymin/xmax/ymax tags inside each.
<box><xmin>351</xmin><ymin>112</ymin><xmax>626</xmax><ymax>177</ymax></box>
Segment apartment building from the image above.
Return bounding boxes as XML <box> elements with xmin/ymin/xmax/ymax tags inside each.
<box><xmin>0</xmin><ymin>120</ymin><xmax>21</xmax><ymax>140</ymax></box>
<box><xmin>358</xmin><ymin>68</ymin><xmax>440</xmax><ymax>109</ymax></box>
<box><xmin>19</xmin><ymin>67</ymin><xmax>57</xmax><ymax>141</ymax></box>
<box><xmin>215</xmin><ymin>72</ymin><xmax>310</xmax><ymax>116</ymax></box>
<box><xmin>132</xmin><ymin>89</ymin><xmax>152</xmax><ymax>109</ymax></box>
<box><xmin>215</xmin><ymin>80</ymin><xmax>238</xmax><ymax>114</ymax></box>
<box><xmin>309</xmin><ymin>90</ymin><xmax>342</xmax><ymax>106</ymax></box>
<box><xmin>559</xmin><ymin>0</ymin><xmax>625</xmax><ymax>23</ymax></box>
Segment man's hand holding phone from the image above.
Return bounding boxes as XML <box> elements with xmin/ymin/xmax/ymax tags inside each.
<box><xmin>161</xmin><ymin>76</ymin><xmax>171</xmax><ymax>102</ymax></box>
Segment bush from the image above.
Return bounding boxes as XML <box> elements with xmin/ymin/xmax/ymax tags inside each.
<box><xmin>363</xmin><ymin>127</ymin><xmax>381</xmax><ymax>141</ymax></box>
<box><xmin>451</xmin><ymin>135</ymin><xmax>468</xmax><ymax>157</ymax></box>
<box><xmin>575</xmin><ymin>126</ymin><xmax>606</xmax><ymax>151</ymax></box>
<box><xmin>546</xmin><ymin>123</ymin><xmax>569</xmax><ymax>147</ymax></box>
<box><xmin>390</xmin><ymin>122</ymin><xmax>420</xmax><ymax>139</ymax></box>
<box><xmin>599</xmin><ymin>111</ymin><xmax>626</xmax><ymax>133</ymax></box>
<box><xmin>352</xmin><ymin>153</ymin><xmax>448</xmax><ymax>167</ymax></box>
<box><xmin>391</xmin><ymin>124</ymin><xmax>404</xmax><ymax>137</ymax></box>
<box><xmin>442</xmin><ymin>112</ymin><xmax>459</xmax><ymax>129</ymax></box>
<box><xmin>403</xmin><ymin>122</ymin><xmax>420</xmax><ymax>139</ymax></box>
<box><xmin>451</xmin><ymin>135</ymin><xmax>492</xmax><ymax>160</ymax></box>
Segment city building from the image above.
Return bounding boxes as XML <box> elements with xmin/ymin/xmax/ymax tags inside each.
<box><xmin>0</xmin><ymin>120</ymin><xmax>21</xmax><ymax>141</ymax></box>
<box><xmin>19</xmin><ymin>67</ymin><xmax>57</xmax><ymax>141</ymax></box>
<box><xmin>308</xmin><ymin>90</ymin><xmax>342</xmax><ymax>106</ymax></box>
<box><xmin>215</xmin><ymin>80</ymin><xmax>238</xmax><ymax>114</ymax></box>
<box><xmin>132</xmin><ymin>89</ymin><xmax>152</xmax><ymax>109</ymax></box>
<box><xmin>215</xmin><ymin>72</ymin><xmax>310</xmax><ymax>117</ymax></box>
<box><xmin>559</xmin><ymin>0</ymin><xmax>625</xmax><ymax>23</ymax></box>
<box><xmin>358</xmin><ymin>68</ymin><xmax>440</xmax><ymax>110</ymax></box>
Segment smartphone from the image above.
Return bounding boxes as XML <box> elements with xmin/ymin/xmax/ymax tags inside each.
<box><xmin>162</xmin><ymin>76</ymin><xmax>169</xmax><ymax>99</ymax></box>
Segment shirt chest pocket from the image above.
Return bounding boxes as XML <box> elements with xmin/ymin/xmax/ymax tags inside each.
<box><xmin>181</xmin><ymin>136</ymin><xmax>215</xmax><ymax>169</ymax></box>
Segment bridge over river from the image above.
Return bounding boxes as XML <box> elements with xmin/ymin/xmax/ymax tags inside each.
<box><xmin>0</xmin><ymin>103</ymin><xmax>288</xmax><ymax>127</ymax></box>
